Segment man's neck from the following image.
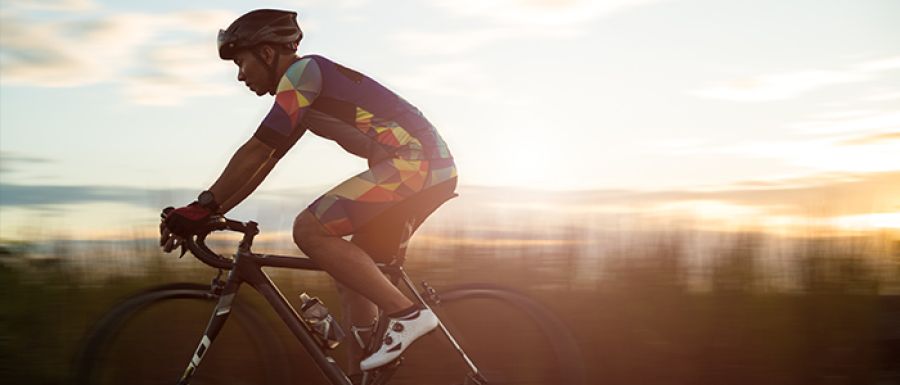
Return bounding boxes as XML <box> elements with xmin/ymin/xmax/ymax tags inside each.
<box><xmin>274</xmin><ymin>54</ymin><xmax>301</xmax><ymax>79</ymax></box>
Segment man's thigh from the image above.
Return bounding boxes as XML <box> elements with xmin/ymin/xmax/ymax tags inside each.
<box><xmin>305</xmin><ymin>156</ymin><xmax>457</xmax><ymax>261</ymax></box>
<box><xmin>351</xmin><ymin>177</ymin><xmax>457</xmax><ymax>263</ymax></box>
<box><xmin>306</xmin><ymin>158</ymin><xmax>427</xmax><ymax>236</ymax></box>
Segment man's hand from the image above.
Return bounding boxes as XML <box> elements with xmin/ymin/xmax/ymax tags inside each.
<box><xmin>159</xmin><ymin>207</ymin><xmax>182</xmax><ymax>253</ymax></box>
<box><xmin>159</xmin><ymin>204</ymin><xmax>213</xmax><ymax>253</ymax></box>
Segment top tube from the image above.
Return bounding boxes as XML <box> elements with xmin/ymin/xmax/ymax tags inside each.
<box><xmin>182</xmin><ymin>215</ymin><xmax>403</xmax><ymax>275</ymax></box>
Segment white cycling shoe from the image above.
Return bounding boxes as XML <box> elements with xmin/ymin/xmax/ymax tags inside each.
<box><xmin>359</xmin><ymin>308</ymin><xmax>438</xmax><ymax>371</ymax></box>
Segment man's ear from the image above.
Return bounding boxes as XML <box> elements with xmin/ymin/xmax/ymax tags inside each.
<box><xmin>260</xmin><ymin>45</ymin><xmax>277</xmax><ymax>64</ymax></box>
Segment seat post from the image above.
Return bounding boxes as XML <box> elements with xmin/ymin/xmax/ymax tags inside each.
<box><xmin>390</xmin><ymin>217</ymin><xmax>416</xmax><ymax>267</ymax></box>
<box><xmin>386</xmin><ymin>188</ymin><xmax>457</xmax><ymax>269</ymax></box>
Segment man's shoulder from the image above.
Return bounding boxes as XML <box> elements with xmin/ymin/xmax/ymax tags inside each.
<box><xmin>297</xmin><ymin>54</ymin><xmax>371</xmax><ymax>84</ymax></box>
<box><xmin>297</xmin><ymin>54</ymin><xmax>332</xmax><ymax>67</ymax></box>
<box><xmin>281</xmin><ymin>55</ymin><xmax>325</xmax><ymax>87</ymax></box>
<box><xmin>284</xmin><ymin>54</ymin><xmax>341</xmax><ymax>81</ymax></box>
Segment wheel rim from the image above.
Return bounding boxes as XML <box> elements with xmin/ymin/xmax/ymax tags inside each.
<box><xmin>387</xmin><ymin>285</ymin><xmax>586</xmax><ymax>385</ymax></box>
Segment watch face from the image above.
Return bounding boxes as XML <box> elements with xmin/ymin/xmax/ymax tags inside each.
<box><xmin>198</xmin><ymin>191</ymin><xmax>215</xmax><ymax>206</ymax></box>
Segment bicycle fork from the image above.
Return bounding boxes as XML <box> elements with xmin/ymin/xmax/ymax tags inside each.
<box><xmin>176</xmin><ymin>269</ymin><xmax>241</xmax><ymax>385</ymax></box>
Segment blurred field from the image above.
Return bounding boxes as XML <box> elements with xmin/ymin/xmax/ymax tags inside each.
<box><xmin>1</xmin><ymin>228</ymin><xmax>899</xmax><ymax>385</ymax></box>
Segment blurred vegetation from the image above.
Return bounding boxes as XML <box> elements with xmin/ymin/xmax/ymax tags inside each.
<box><xmin>1</xmin><ymin>229</ymin><xmax>899</xmax><ymax>384</ymax></box>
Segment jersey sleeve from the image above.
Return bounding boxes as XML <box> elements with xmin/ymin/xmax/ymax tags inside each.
<box><xmin>253</xmin><ymin>57</ymin><xmax>323</xmax><ymax>159</ymax></box>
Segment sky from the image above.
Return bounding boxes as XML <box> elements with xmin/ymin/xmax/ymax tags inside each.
<box><xmin>1</xmin><ymin>0</ymin><xmax>899</xmax><ymax>241</ymax></box>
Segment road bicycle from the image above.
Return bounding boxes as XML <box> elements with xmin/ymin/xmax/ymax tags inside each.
<box><xmin>74</xmin><ymin>211</ymin><xmax>586</xmax><ymax>385</ymax></box>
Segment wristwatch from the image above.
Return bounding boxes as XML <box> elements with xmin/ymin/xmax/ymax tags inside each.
<box><xmin>197</xmin><ymin>190</ymin><xmax>220</xmax><ymax>212</ymax></box>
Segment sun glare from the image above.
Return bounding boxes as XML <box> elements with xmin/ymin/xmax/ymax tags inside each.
<box><xmin>651</xmin><ymin>200</ymin><xmax>764</xmax><ymax>221</ymax></box>
<box><xmin>831</xmin><ymin>212</ymin><xmax>900</xmax><ymax>230</ymax></box>
<box><xmin>490</xmin><ymin>129</ymin><xmax>571</xmax><ymax>189</ymax></box>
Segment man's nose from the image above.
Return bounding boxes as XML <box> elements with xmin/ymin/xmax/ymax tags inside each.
<box><xmin>237</xmin><ymin>70</ymin><xmax>246</xmax><ymax>82</ymax></box>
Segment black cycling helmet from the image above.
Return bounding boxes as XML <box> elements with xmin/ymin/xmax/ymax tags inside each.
<box><xmin>217</xmin><ymin>9</ymin><xmax>302</xmax><ymax>60</ymax></box>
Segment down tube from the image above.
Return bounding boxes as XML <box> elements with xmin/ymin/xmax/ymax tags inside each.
<box><xmin>177</xmin><ymin>272</ymin><xmax>242</xmax><ymax>385</ymax></box>
<box><xmin>251</xmin><ymin>272</ymin><xmax>353</xmax><ymax>385</ymax></box>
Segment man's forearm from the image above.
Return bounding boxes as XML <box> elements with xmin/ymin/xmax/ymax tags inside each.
<box><xmin>219</xmin><ymin>156</ymin><xmax>277</xmax><ymax>213</ymax></box>
<box><xmin>207</xmin><ymin>138</ymin><xmax>275</xmax><ymax>212</ymax></box>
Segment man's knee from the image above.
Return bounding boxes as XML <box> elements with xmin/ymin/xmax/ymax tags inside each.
<box><xmin>293</xmin><ymin>210</ymin><xmax>328</xmax><ymax>254</ymax></box>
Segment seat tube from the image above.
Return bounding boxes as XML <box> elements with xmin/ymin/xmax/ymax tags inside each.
<box><xmin>397</xmin><ymin>267</ymin><xmax>481</xmax><ymax>376</ymax></box>
<box><xmin>177</xmin><ymin>268</ymin><xmax>243</xmax><ymax>385</ymax></box>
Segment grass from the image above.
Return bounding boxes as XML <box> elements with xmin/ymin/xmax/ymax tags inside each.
<box><xmin>1</xmin><ymin>229</ymin><xmax>898</xmax><ymax>384</ymax></box>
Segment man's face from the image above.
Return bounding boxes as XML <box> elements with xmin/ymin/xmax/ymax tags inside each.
<box><xmin>232</xmin><ymin>50</ymin><xmax>270</xmax><ymax>96</ymax></box>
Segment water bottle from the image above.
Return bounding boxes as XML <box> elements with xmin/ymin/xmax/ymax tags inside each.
<box><xmin>299</xmin><ymin>293</ymin><xmax>345</xmax><ymax>349</ymax></box>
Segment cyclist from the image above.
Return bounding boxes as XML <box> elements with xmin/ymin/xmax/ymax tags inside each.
<box><xmin>158</xmin><ymin>9</ymin><xmax>457</xmax><ymax>375</ymax></box>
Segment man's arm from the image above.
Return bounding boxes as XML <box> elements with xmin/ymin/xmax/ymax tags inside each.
<box><xmin>218</xmin><ymin>149</ymin><xmax>278</xmax><ymax>213</ymax></box>
<box><xmin>207</xmin><ymin>136</ymin><xmax>277</xmax><ymax>213</ymax></box>
<box><xmin>212</xmin><ymin>57</ymin><xmax>321</xmax><ymax>211</ymax></box>
<box><xmin>160</xmin><ymin>136</ymin><xmax>276</xmax><ymax>251</ymax></box>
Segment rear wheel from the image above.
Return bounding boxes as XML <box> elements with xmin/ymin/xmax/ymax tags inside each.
<box><xmin>74</xmin><ymin>283</ymin><xmax>292</xmax><ymax>385</ymax></box>
<box><xmin>392</xmin><ymin>283</ymin><xmax>586</xmax><ymax>385</ymax></box>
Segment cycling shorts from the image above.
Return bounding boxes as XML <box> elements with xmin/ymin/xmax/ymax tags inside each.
<box><xmin>307</xmin><ymin>156</ymin><xmax>457</xmax><ymax>237</ymax></box>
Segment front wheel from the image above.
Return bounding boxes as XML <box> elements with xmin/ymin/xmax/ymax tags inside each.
<box><xmin>74</xmin><ymin>283</ymin><xmax>292</xmax><ymax>385</ymax></box>
<box><xmin>394</xmin><ymin>283</ymin><xmax>587</xmax><ymax>385</ymax></box>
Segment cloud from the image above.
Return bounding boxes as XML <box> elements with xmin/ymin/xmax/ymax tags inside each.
<box><xmin>3</xmin><ymin>171</ymin><xmax>898</xmax><ymax>239</ymax></box>
<box><xmin>0</xmin><ymin>8</ymin><xmax>238</xmax><ymax>104</ymax></box>
<box><xmin>397</xmin><ymin>0</ymin><xmax>666</xmax><ymax>57</ymax></box>
<box><xmin>0</xmin><ymin>182</ymin><xmax>318</xmax><ymax>238</ymax></box>
<box><xmin>690</xmin><ymin>55</ymin><xmax>900</xmax><ymax>102</ymax></box>
<box><xmin>0</xmin><ymin>183</ymin><xmax>313</xmax><ymax>208</ymax></box>
<box><xmin>855</xmin><ymin>56</ymin><xmax>900</xmax><ymax>72</ymax></box>
<box><xmin>463</xmin><ymin>170</ymin><xmax>900</xmax><ymax>219</ymax></box>
<box><xmin>331</xmin><ymin>0</ymin><xmax>370</xmax><ymax>9</ymax></box>
<box><xmin>864</xmin><ymin>90</ymin><xmax>900</xmax><ymax>102</ymax></box>
<box><xmin>689</xmin><ymin>172</ymin><xmax>900</xmax><ymax>219</ymax></box>
<box><xmin>389</xmin><ymin>25</ymin><xmax>580</xmax><ymax>56</ymax></box>
<box><xmin>788</xmin><ymin>110</ymin><xmax>900</xmax><ymax>135</ymax></box>
<box><xmin>432</xmin><ymin>0</ymin><xmax>668</xmax><ymax>27</ymax></box>
<box><xmin>0</xmin><ymin>183</ymin><xmax>154</xmax><ymax>207</ymax></box>
<box><xmin>839</xmin><ymin>132</ymin><xmax>900</xmax><ymax>146</ymax></box>
<box><xmin>647</xmin><ymin>109</ymin><xmax>900</xmax><ymax>177</ymax></box>
<box><xmin>0</xmin><ymin>152</ymin><xmax>54</xmax><ymax>173</ymax></box>
<box><xmin>386</xmin><ymin>59</ymin><xmax>501</xmax><ymax>100</ymax></box>
<box><xmin>0</xmin><ymin>181</ymin><xmax>318</xmax><ymax>212</ymax></box>
<box><xmin>690</xmin><ymin>70</ymin><xmax>868</xmax><ymax>102</ymax></box>
<box><xmin>390</xmin><ymin>28</ymin><xmax>521</xmax><ymax>56</ymax></box>
<box><xmin>123</xmin><ymin>42</ymin><xmax>236</xmax><ymax>105</ymax></box>
<box><xmin>0</xmin><ymin>12</ymin><xmax>152</xmax><ymax>86</ymax></box>
<box><xmin>1</xmin><ymin>0</ymin><xmax>96</xmax><ymax>12</ymax></box>
<box><xmin>810</xmin><ymin>109</ymin><xmax>876</xmax><ymax>120</ymax></box>
<box><xmin>717</xmin><ymin>136</ymin><xmax>900</xmax><ymax>175</ymax></box>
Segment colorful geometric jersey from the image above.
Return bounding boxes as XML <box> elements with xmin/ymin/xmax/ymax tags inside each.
<box><xmin>254</xmin><ymin>55</ymin><xmax>452</xmax><ymax>163</ymax></box>
<box><xmin>254</xmin><ymin>55</ymin><xmax>457</xmax><ymax>236</ymax></box>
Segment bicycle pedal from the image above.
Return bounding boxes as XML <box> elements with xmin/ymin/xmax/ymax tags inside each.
<box><xmin>377</xmin><ymin>356</ymin><xmax>403</xmax><ymax>372</ymax></box>
<box><xmin>420</xmin><ymin>281</ymin><xmax>441</xmax><ymax>305</ymax></box>
<box><xmin>363</xmin><ymin>357</ymin><xmax>403</xmax><ymax>385</ymax></box>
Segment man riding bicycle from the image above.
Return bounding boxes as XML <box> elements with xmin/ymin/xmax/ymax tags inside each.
<box><xmin>158</xmin><ymin>9</ymin><xmax>457</xmax><ymax>375</ymax></box>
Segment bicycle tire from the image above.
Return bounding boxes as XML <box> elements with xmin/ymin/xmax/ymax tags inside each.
<box><xmin>392</xmin><ymin>283</ymin><xmax>587</xmax><ymax>385</ymax></box>
<box><xmin>74</xmin><ymin>283</ymin><xmax>293</xmax><ymax>385</ymax></box>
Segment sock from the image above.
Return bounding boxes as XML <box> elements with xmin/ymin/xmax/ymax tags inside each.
<box><xmin>388</xmin><ymin>304</ymin><xmax>420</xmax><ymax>320</ymax></box>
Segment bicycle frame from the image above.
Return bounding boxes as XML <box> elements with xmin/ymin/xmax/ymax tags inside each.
<box><xmin>176</xmin><ymin>248</ymin><xmax>482</xmax><ymax>385</ymax></box>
